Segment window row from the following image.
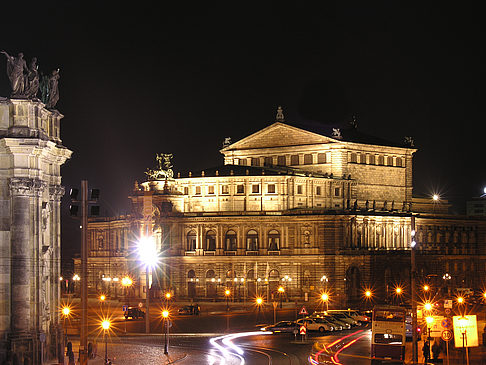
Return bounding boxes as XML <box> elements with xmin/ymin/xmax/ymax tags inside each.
<box><xmin>348</xmin><ymin>152</ymin><xmax>404</xmax><ymax>167</ymax></box>
<box><xmin>186</xmin><ymin>229</ymin><xmax>281</xmax><ymax>251</ymax></box>
<box><xmin>182</xmin><ymin>183</ymin><xmax>340</xmax><ymax>197</ymax></box>
<box><xmin>236</xmin><ymin>152</ymin><xmax>329</xmax><ymax>167</ymax></box>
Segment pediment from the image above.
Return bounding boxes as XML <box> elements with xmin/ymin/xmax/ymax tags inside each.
<box><xmin>221</xmin><ymin>122</ymin><xmax>337</xmax><ymax>152</ymax></box>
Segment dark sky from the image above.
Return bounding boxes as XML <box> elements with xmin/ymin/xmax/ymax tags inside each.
<box><xmin>1</xmin><ymin>2</ymin><xmax>483</xmax><ymax>265</ymax></box>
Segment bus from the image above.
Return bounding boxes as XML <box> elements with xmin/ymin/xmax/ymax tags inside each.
<box><xmin>371</xmin><ymin>305</ymin><xmax>406</xmax><ymax>364</ymax></box>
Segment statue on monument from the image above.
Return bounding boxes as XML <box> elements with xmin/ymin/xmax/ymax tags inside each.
<box><xmin>24</xmin><ymin>57</ymin><xmax>40</xmax><ymax>98</ymax></box>
<box><xmin>1</xmin><ymin>50</ymin><xmax>60</xmax><ymax>107</ymax></box>
<box><xmin>1</xmin><ymin>51</ymin><xmax>28</xmax><ymax>97</ymax></box>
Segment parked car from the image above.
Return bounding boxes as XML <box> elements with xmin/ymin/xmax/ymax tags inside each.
<box><xmin>124</xmin><ymin>307</ymin><xmax>145</xmax><ymax>319</ymax></box>
<box><xmin>296</xmin><ymin>317</ymin><xmax>334</xmax><ymax>333</ymax></box>
<box><xmin>327</xmin><ymin>309</ymin><xmax>370</xmax><ymax>324</ymax></box>
<box><xmin>328</xmin><ymin>312</ymin><xmax>360</xmax><ymax>326</ymax></box>
<box><xmin>178</xmin><ymin>304</ymin><xmax>200</xmax><ymax>315</ymax></box>
<box><xmin>310</xmin><ymin>313</ymin><xmax>344</xmax><ymax>330</ymax></box>
<box><xmin>261</xmin><ymin>321</ymin><xmax>299</xmax><ymax>333</ymax></box>
<box><xmin>320</xmin><ymin>315</ymin><xmax>351</xmax><ymax>330</ymax></box>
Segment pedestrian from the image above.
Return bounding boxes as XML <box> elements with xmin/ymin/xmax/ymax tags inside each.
<box><xmin>432</xmin><ymin>340</ymin><xmax>440</xmax><ymax>360</ymax></box>
<box><xmin>195</xmin><ymin>304</ymin><xmax>200</xmax><ymax>315</ymax></box>
<box><xmin>422</xmin><ymin>340</ymin><xmax>430</xmax><ymax>364</ymax></box>
<box><xmin>66</xmin><ymin>342</ymin><xmax>75</xmax><ymax>365</ymax></box>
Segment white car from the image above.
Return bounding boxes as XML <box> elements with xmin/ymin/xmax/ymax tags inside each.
<box><xmin>296</xmin><ymin>317</ymin><xmax>334</xmax><ymax>333</ymax></box>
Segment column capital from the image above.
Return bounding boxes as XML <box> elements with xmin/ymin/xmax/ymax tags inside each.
<box><xmin>9</xmin><ymin>177</ymin><xmax>47</xmax><ymax>196</ymax></box>
<box><xmin>49</xmin><ymin>185</ymin><xmax>65</xmax><ymax>201</ymax></box>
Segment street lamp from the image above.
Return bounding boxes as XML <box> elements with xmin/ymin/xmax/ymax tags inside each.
<box><xmin>277</xmin><ymin>286</ymin><xmax>285</xmax><ymax>309</ymax></box>
<box><xmin>425</xmin><ymin>316</ymin><xmax>434</xmax><ymax>361</ymax></box>
<box><xmin>101</xmin><ymin>319</ymin><xmax>111</xmax><ymax>364</ymax></box>
<box><xmin>423</xmin><ymin>284</ymin><xmax>430</xmax><ymax>292</ymax></box>
<box><xmin>321</xmin><ymin>292</ymin><xmax>329</xmax><ymax>311</ymax></box>
<box><xmin>72</xmin><ymin>274</ymin><xmax>80</xmax><ymax>295</ymax></box>
<box><xmin>165</xmin><ymin>292</ymin><xmax>172</xmax><ymax>306</ymax></box>
<box><xmin>225</xmin><ymin>289</ymin><xmax>231</xmax><ymax>311</ymax></box>
<box><xmin>458</xmin><ymin>316</ymin><xmax>470</xmax><ymax>365</ymax></box>
<box><xmin>61</xmin><ymin>306</ymin><xmax>71</xmax><ymax>344</ymax></box>
<box><xmin>162</xmin><ymin>309</ymin><xmax>170</xmax><ymax>355</ymax></box>
<box><xmin>457</xmin><ymin>296</ymin><xmax>465</xmax><ymax>305</ymax></box>
<box><xmin>137</xmin><ymin>235</ymin><xmax>159</xmax><ymax>334</ymax></box>
<box><xmin>256</xmin><ymin>297</ymin><xmax>264</xmax><ymax>322</ymax></box>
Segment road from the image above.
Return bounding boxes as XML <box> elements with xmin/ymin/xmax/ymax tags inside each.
<box><xmin>63</xmin><ymin>301</ymin><xmax>376</xmax><ymax>364</ymax></box>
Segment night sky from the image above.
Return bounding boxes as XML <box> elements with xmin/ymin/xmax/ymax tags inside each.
<box><xmin>1</xmin><ymin>2</ymin><xmax>483</xmax><ymax>267</ymax></box>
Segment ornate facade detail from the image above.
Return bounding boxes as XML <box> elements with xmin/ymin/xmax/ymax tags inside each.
<box><xmin>49</xmin><ymin>184</ymin><xmax>65</xmax><ymax>201</ymax></box>
<box><xmin>8</xmin><ymin>177</ymin><xmax>47</xmax><ymax>196</ymax></box>
<box><xmin>145</xmin><ymin>153</ymin><xmax>174</xmax><ymax>181</ymax></box>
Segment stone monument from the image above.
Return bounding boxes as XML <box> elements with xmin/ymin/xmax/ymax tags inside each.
<box><xmin>0</xmin><ymin>51</ymin><xmax>72</xmax><ymax>364</ymax></box>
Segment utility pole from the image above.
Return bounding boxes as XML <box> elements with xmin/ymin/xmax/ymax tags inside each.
<box><xmin>411</xmin><ymin>214</ymin><xmax>418</xmax><ymax>364</ymax></box>
<box><xmin>80</xmin><ymin>180</ymin><xmax>89</xmax><ymax>365</ymax></box>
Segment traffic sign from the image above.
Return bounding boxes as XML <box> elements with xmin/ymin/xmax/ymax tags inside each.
<box><xmin>441</xmin><ymin>330</ymin><xmax>452</xmax><ymax>341</ymax></box>
<box><xmin>444</xmin><ymin>299</ymin><xmax>453</xmax><ymax>309</ymax></box>
<box><xmin>300</xmin><ymin>325</ymin><xmax>307</xmax><ymax>335</ymax></box>
<box><xmin>442</xmin><ymin>318</ymin><xmax>452</xmax><ymax>329</ymax></box>
<box><xmin>122</xmin><ymin>305</ymin><xmax>128</xmax><ymax>312</ymax></box>
<box><xmin>445</xmin><ymin>308</ymin><xmax>451</xmax><ymax>315</ymax></box>
<box><xmin>299</xmin><ymin>306</ymin><xmax>308</xmax><ymax>315</ymax></box>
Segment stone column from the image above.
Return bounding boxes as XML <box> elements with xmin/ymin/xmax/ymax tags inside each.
<box><xmin>9</xmin><ymin>177</ymin><xmax>37</xmax><ymax>334</ymax></box>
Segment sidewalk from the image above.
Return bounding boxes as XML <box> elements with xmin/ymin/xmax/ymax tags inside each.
<box><xmin>405</xmin><ymin>338</ymin><xmax>486</xmax><ymax>364</ymax></box>
<box><xmin>49</xmin><ymin>338</ymin><xmax>187</xmax><ymax>365</ymax></box>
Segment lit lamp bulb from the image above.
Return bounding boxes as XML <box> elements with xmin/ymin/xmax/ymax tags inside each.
<box><xmin>225</xmin><ymin>289</ymin><xmax>231</xmax><ymax>296</ymax></box>
<box><xmin>62</xmin><ymin>307</ymin><xmax>70</xmax><ymax>316</ymax></box>
<box><xmin>423</xmin><ymin>285</ymin><xmax>429</xmax><ymax>291</ymax></box>
<box><xmin>100</xmin><ymin>295</ymin><xmax>106</xmax><ymax>302</ymax></box>
<box><xmin>256</xmin><ymin>297</ymin><xmax>263</xmax><ymax>305</ymax></box>
<box><xmin>101</xmin><ymin>320</ymin><xmax>110</xmax><ymax>330</ymax></box>
<box><xmin>321</xmin><ymin>293</ymin><xmax>329</xmax><ymax>301</ymax></box>
<box><xmin>426</xmin><ymin>316</ymin><xmax>434</xmax><ymax>326</ymax></box>
<box><xmin>432</xmin><ymin>194</ymin><xmax>439</xmax><ymax>201</ymax></box>
<box><xmin>424</xmin><ymin>302</ymin><xmax>432</xmax><ymax>311</ymax></box>
<box><xmin>365</xmin><ymin>290</ymin><xmax>372</xmax><ymax>298</ymax></box>
<box><xmin>165</xmin><ymin>292</ymin><xmax>171</xmax><ymax>300</ymax></box>
<box><xmin>278</xmin><ymin>286</ymin><xmax>285</xmax><ymax>293</ymax></box>
<box><xmin>395</xmin><ymin>287</ymin><xmax>402</xmax><ymax>295</ymax></box>
<box><xmin>162</xmin><ymin>310</ymin><xmax>169</xmax><ymax>319</ymax></box>
<box><xmin>457</xmin><ymin>296</ymin><xmax>464</xmax><ymax>304</ymax></box>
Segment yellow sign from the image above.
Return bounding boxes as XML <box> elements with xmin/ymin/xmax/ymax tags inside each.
<box><xmin>453</xmin><ymin>315</ymin><xmax>478</xmax><ymax>348</ymax></box>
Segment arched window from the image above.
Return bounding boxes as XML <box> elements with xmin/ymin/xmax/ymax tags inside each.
<box><xmin>205</xmin><ymin>230</ymin><xmax>216</xmax><ymax>251</ymax></box>
<box><xmin>206</xmin><ymin>269</ymin><xmax>217</xmax><ymax>297</ymax></box>
<box><xmin>187</xmin><ymin>230</ymin><xmax>197</xmax><ymax>251</ymax></box>
<box><xmin>225</xmin><ymin>230</ymin><xmax>237</xmax><ymax>251</ymax></box>
<box><xmin>246</xmin><ymin>230</ymin><xmax>258</xmax><ymax>251</ymax></box>
<box><xmin>396</xmin><ymin>157</ymin><xmax>403</xmax><ymax>167</ymax></box>
<box><xmin>268</xmin><ymin>230</ymin><xmax>280</xmax><ymax>251</ymax></box>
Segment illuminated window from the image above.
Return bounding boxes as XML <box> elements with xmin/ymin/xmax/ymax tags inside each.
<box><xmin>221</xmin><ymin>185</ymin><xmax>229</xmax><ymax>194</ymax></box>
<box><xmin>207</xmin><ymin>185</ymin><xmax>214</xmax><ymax>194</ymax></box>
<box><xmin>267</xmin><ymin>184</ymin><xmax>276</xmax><ymax>194</ymax></box>
<box><xmin>184</xmin><ymin>186</ymin><xmax>189</xmax><ymax>195</ymax></box>
<box><xmin>304</xmin><ymin>154</ymin><xmax>313</xmax><ymax>165</ymax></box>
<box><xmin>195</xmin><ymin>186</ymin><xmax>201</xmax><ymax>195</ymax></box>
<box><xmin>317</xmin><ymin>153</ymin><xmax>326</xmax><ymax>163</ymax></box>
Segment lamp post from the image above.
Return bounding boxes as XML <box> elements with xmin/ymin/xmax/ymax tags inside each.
<box><xmin>458</xmin><ymin>316</ymin><xmax>469</xmax><ymax>365</ymax></box>
<box><xmin>256</xmin><ymin>297</ymin><xmax>263</xmax><ymax>323</ymax></box>
<box><xmin>321</xmin><ymin>293</ymin><xmax>329</xmax><ymax>311</ymax></box>
<box><xmin>426</xmin><ymin>316</ymin><xmax>434</xmax><ymax>362</ymax></box>
<box><xmin>101</xmin><ymin>320</ymin><xmax>111</xmax><ymax>364</ymax></box>
<box><xmin>225</xmin><ymin>289</ymin><xmax>231</xmax><ymax>311</ymax></box>
<box><xmin>61</xmin><ymin>306</ymin><xmax>71</xmax><ymax>344</ymax></box>
<box><xmin>165</xmin><ymin>292</ymin><xmax>172</xmax><ymax>307</ymax></box>
<box><xmin>162</xmin><ymin>309</ymin><xmax>169</xmax><ymax>355</ymax></box>
<box><xmin>137</xmin><ymin>235</ymin><xmax>158</xmax><ymax>334</ymax></box>
<box><xmin>277</xmin><ymin>286</ymin><xmax>285</xmax><ymax>309</ymax></box>
<box><xmin>121</xmin><ymin>276</ymin><xmax>132</xmax><ymax>333</ymax></box>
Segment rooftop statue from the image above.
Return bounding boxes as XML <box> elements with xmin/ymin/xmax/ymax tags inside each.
<box><xmin>1</xmin><ymin>50</ymin><xmax>60</xmax><ymax>107</ymax></box>
<box><xmin>145</xmin><ymin>153</ymin><xmax>174</xmax><ymax>181</ymax></box>
<box><xmin>1</xmin><ymin>51</ymin><xmax>28</xmax><ymax>97</ymax></box>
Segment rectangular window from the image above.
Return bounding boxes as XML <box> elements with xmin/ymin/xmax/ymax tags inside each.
<box><xmin>277</xmin><ymin>155</ymin><xmax>286</xmax><ymax>166</ymax></box>
<box><xmin>334</xmin><ymin>187</ymin><xmax>340</xmax><ymax>197</ymax></box>
<box><xmin>396</xmin><ymin>157</ymin><xmax>403</xmax><ymax>167</ymax></box>
<box><xmin>304</xmin><ymin>154</ymin><xmax>313</xmax><ymax>165</ymax></box>
<box><xmin>290</xmin><ymin>154</ymin><xmax>300</xmax><ymax>165</ymax></box>
<box><xmin>267</xmin><ymin>184</ymin><xmax>276</xmax><ymax>194</ymax></box>
<box><xmin>369</xmin><ymin>154</ymin><xmax>375</xmax><ymax>165</ymax></box>
<box><xmin>252</xmin><ymin>184</ymin><xmax>260</xmax><ymax>194</ymax></box>
<box><xmin>221</xmin><ymin>185</ymin><xmax>229</xmax><ymax>194</ymax></box>
<box><xmin>237</xmin><ymin>184</ymin><xmax>245</xmax><ymax>194</ymax></box>
<box><xmin>316</xmin><ymin>186</ymin><xmax>321</xmax><ymax>195</ymax></box>
<box><xmin>195</xmin><ymin>186</ymin><xmax>201</xmax><ymax>195</ymax></box>
<box><xmin>297</xmin><ymin>185</ymin><xmax>303</xmax><ymax>194</ymax></box>
<box><xmin>317</xmin><ymin>153</ymin><xmax>326</xmax><ymax>163</ymax></box>
<box><xmin>207</xmin><ymin>185</ymin><xmax>214</xmax><ymax>194</ymax></box>
<box><xmin>184</xmin><ymin>187</ymin><xmax>189</xmax><ymax>195</ymax></box>
<box><xmin>378</xmin><ymin>155</ymin><xmax>384</xmax><ymax>165</ymax></box>
<box><xmin>251</xmin><ymin>157</ymin><xmax>260</xmax><ymax>166</ymax></box>
<box><xmin>264</xmin><ymin>156</ymin><xmax>273</xmax><ymax>166</ymax></box>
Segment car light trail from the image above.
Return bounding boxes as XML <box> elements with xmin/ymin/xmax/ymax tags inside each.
<box><xmin>210</xmin><ymin>331</ymin><xmax>272</xmax><ymax>364</ymax></box>
<box><xmin>313</xmin><ymin>329</ymin><xmax>365</xmax><ymax>363</ymax></box>
<box><xmin>331</xmin><ymin>333</ymin><xmax>368</xmax><ymax>364</ymax></box>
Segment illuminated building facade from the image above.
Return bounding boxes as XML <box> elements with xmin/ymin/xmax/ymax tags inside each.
<box><xmin>78</xmin><ymin>112</ymin><xmax>486</xmax><ymax>307</ymax></box>
<box><xmin>0</xmin><ymin>98</ymin><xmax>71</xmax><ymax>363</ymax></box>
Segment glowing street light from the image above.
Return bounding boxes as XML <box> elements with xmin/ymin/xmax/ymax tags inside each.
<box><xmin>99</xmin><ymin>294</ymin><xmax>106</xmax><ymax>302</ymax></box>
<box><xmin>423</xmin><ymin>302</ymin><xmax>433</xmax><ymax>312</ymax></box>
<box><xmin>423</xmin><ymin>285</ymin><xmax>429</xmax><ymax>292</ymax></box>
<box><xmin>432</xmin><ymin>194</ymin><xmax>439</xmax><ymax>201</ymax></box>
<box><xmin>457</xmin><ymin>296</ymin><xmax>465</xmax><ymax>305</ymax></box>
<box><xmin>137</xmin><ymin>235</ymin><xmax>158</xmax><ymax>334</ymax></box>
<box><xmin>458</xmin><ymin>316</ymin><xmax>470</xmax><ymax>365</ymax></box>
<box><xmin>101</xmin><ymin>319</ymin><xmax>111</xmax><ymax>364</ymax></box>
<box><xmin>162</xmin><ymin>309</ymin><xmax>170</xmax><ymax>355</ymax></box>
<box><xmin>395</xmin><ymin>287</ymin><xmax>402</xmax><ymax>295</ymax></box>
<box><xmin>225</xmin><ymin>289</ymin><xmax>231</xmax><ymax>311</ymax></box>
<box><xmin>321</xmin><ymin>292</ymin><xmax>330</xmax><ymax>311</ymax></box>
<box><xmin>277</xmin><ymin>286</ymin><xmax>285</xmax><ymax>309</ymax></box>
<box><xmin>62</xmin><ymin>306</ymin><xmax>71</xmax><ymax>317</ymax></box>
